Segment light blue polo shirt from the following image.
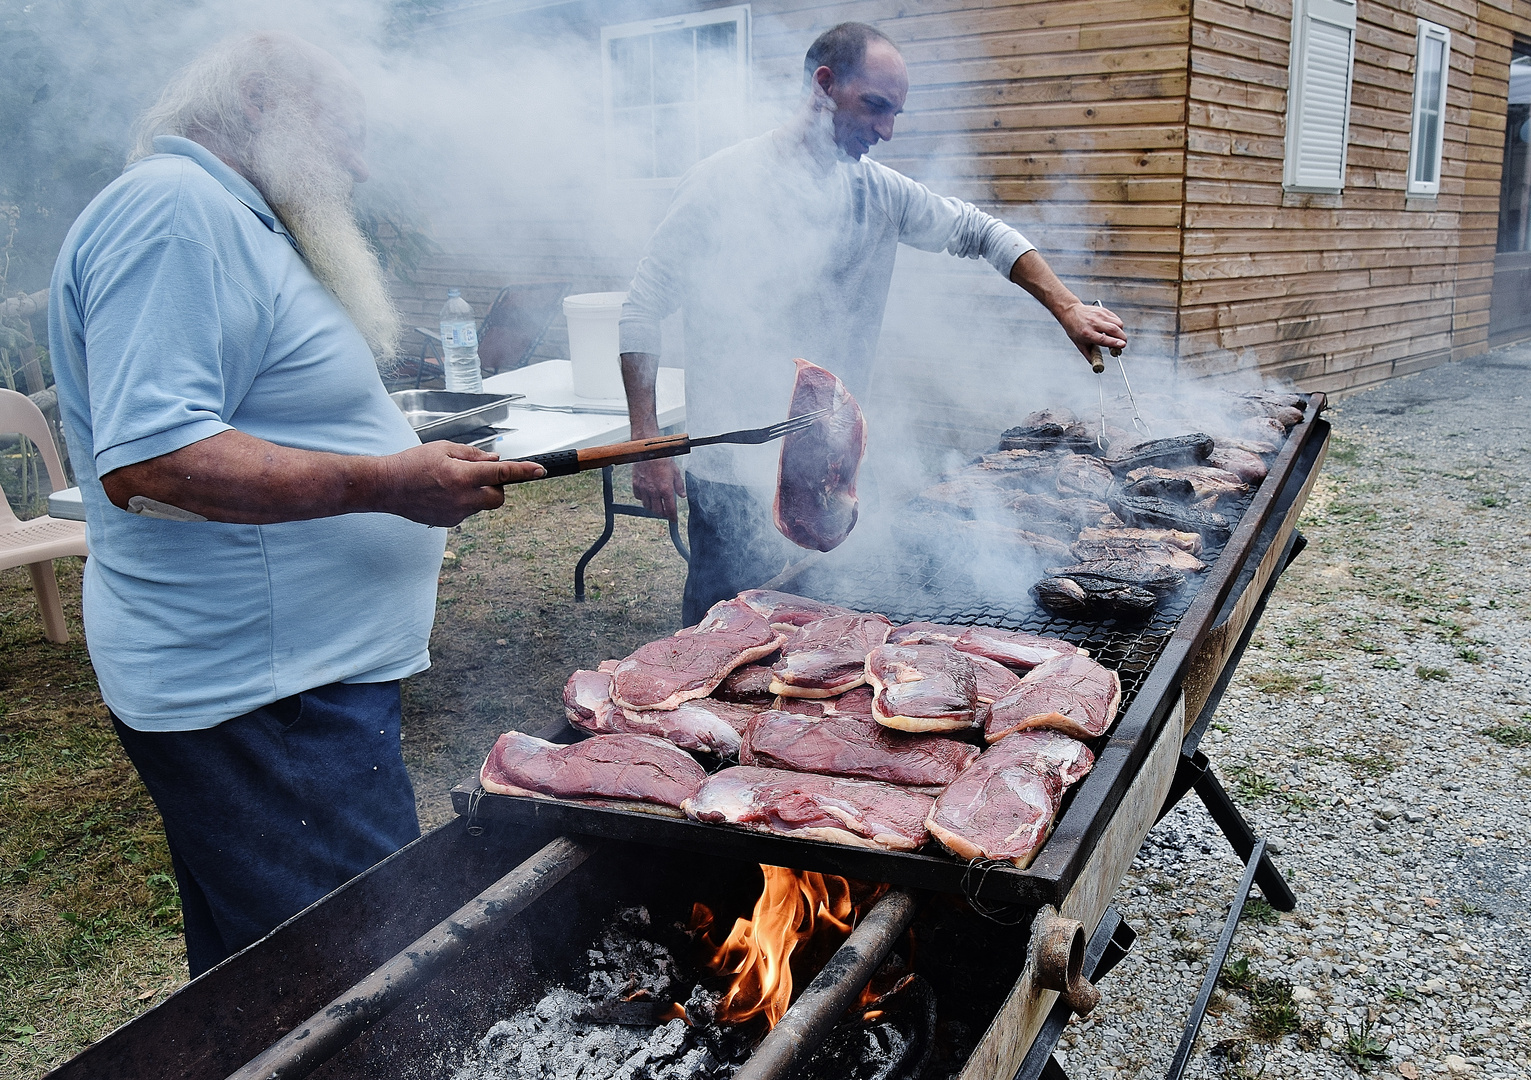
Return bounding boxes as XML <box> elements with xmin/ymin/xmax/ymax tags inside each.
<box><xmin>49</xmin><ymin>136</ymin><xmax>447</xmax><ymax>731</ymax></box>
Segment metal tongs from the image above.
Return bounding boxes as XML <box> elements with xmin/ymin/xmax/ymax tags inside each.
<box><xmin>520</xmin><ymin>408</ymin><xmax>831</xmax><ymax>479</ymax></box>
<box><xmin>1088</xmin><ymin>299</ymin><xmax>1150</xmax><ymax>450</ymax></box>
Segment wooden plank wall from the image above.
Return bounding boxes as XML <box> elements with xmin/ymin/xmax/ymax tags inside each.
<box><xmin>1178</xmin><ymin>0</ymin><xmax>1512</xmax><ymax>393</ymax></box>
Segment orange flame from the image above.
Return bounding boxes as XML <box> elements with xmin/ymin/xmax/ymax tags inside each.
<box><xmin>691</xmin><ymin>865</ymin><xmax>876</xmax><ymax>1028</ymax></box>
<box><xmin>659</xmin><ymin>1003</ymin><xmax>690</xmax><ymax>1025</ymax></box>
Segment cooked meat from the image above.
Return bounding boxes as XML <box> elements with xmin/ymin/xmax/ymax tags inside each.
<box><xmin>1069</xmin><ymin>537</ymin><xmax>1208</xmax><ymax>573</ymax></box>
<box><xmin>888</xmin><ymin>622</ymin><xmax>1085</xmax><ymax>669</ymax></box>
<box><xmin>740</xmin><ymin>708</ymin><xmax>980</xmax><ymax>788</ymax></box>
<box><xmin>1229</xmin><ymin>391</ymin><xmax>1304</xmax><ymax>427</ymax></box>
<box><xmin>1104</xmin><ymin>433</ymin><xmax>1214</xmax><ymax>474</ymax></box>
<box><xmin>1125</xmin><ymin>465</ymin><xmax>1248</xmax><ymax>504</ymax></box>
<box><xmin>1046</xmin><ymin>557</ymin><xmax>1187</xmax><ymax>595</ymax></box>
<box><xmin>775</xmin><ymin>359</ymin><xmax>867</xmax><ymax>552</ymax></box>
<box><xmin>736</xmin><ymin>590</ymin><xmax>858</xmax><ymax>630</ymax></box>
<box><xmin>968</xmin><ymin>653</ymin><xmax>1023</xmax><ymax>702</ymax></box>
<box><xmin>1007</xmin><ymin>492</ymin><xmax>1114</xmax><ymax>530</ymax></box>
<box><xmin>999</xmin><ymin>409</ymin><xmax>1096</xmax><ymax>453</ymax></box>
<box><xmin>1031</xmin><ymin>574</ymin><xmax>1159</xmax><ymax>619</ymax></box>
<box><xmin>984</xmin><ymin>653</ymin><xmax>1122</xmax><ymax>742</ymax></box>
<box><xmin>1053</xmin><ymin>454</ymin><xmax>1114</xmax><ymax>498</ymax></box>
<box><xmin>1077</xmin><ymin>525</ymin><xmax>1203</xmax><ymax>554</ymax></box>
<box><xmin>565</xmin><ymin>668</ymin><xmax>756</xmax><ymax>757</ymax></box>
<box><xmin>481</xmin><ymin>732</ymin><xmax>706</xmax><ymax>809</ymax></box>
<box><xmin>1106</xmin><ymin>491</ymin><xmax>1232</xmax><ymax>539</ymax></box>
<box><xmin>1235</xmin><ymin>416</ymin><xmax>1285</xmax><ymax>452</ymax></box>
<box><xmin>866</xmin><ymin>643</ymin><xmax>981</xmax><ymax>733</ymax></box>
<box><xmin>945</xmin><ymin>518</ymin><xmax>1074</xmax><ymax>562</ymax></box>
<box><xmin>1207</xmin><ymin>445</ymin><xmax>1269</xmax><ymax>484</ymax></box>
<box><xmin>611</xmin><ymin>599</ymin><xmax>786</xmax><ymax>711</ymax></box>
<box><xmin>683</xmin><ymin>766</ymin><xmax>934</xmax><ymax>851</ymax></box>
<box><xmin>770</xmin><ymin>613</ymin><xmax>894</xmax><ymax>698</ymax></box>
<box><xmin>925</xmin><ymin>731</ymin><xmax>1095</xmax><ymax>867</ymax></box>
<box><xmin>970</xmin><ymin>449</ymin><xmax>1065</xmax><ymax>492</ymax></box>
<box><xmin>909</xmin><ymin>476</ymin><xmax>1012</xmax><ymax>518</ymax></box>
<box><xmin>713</xmin><ymin>661</ymin><xmax>780</xmax><ymax>704</ymax></box>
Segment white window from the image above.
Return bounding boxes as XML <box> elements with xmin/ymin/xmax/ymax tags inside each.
<box><xmin>1406</xmin><ymin>20</ymin><xmax>1452</xmax><ymax>197</ymax></box>
<box><xmin>1283</xmin><ymin>0</ymin><xmax>1358</xmax><ymax>193</ymax></box>
<box><xmin>602</xmin><ymin>6</ymin><xmax>751</xmax><ymax>184</ymax></box>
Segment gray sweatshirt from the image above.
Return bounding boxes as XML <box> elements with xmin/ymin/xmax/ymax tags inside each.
<box><xmin>620</xmin><ymin>129</ymin><xmax>1033</xmax><ymax>489</ymax></box>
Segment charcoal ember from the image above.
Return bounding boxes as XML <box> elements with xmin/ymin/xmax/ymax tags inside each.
<box><xmin>798</xmin><ymin>974</ymin><xmax>937</xmax><ymax>1080</ymax></box>
<box><xmin>1106</xmin><ymin>491</ymin><xmax>1232</xmax><ymax>540</ymax></box>
<box><xmin>1032</xmin><ymin>574</ymin><xmax>1158</xmax><ymax>620</ymax></box>
<box><xmin>1103</xmin><ymin>433</ymin><xmax>1214</xmax><ymax>475</ymax></box>
<box><xmin>586</xmin><ymin>908</ymin><xmax>677</xmax><ymax>1007</ymax></box>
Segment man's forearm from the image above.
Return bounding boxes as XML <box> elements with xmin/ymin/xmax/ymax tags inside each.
<box><xmin>621</xmin><ymin>351</ymin><xmax>662</xmax><ymax>437</ymax></box>
<box><xmin>100</xmin><ymin>429</ymin><xmax>539</xmax><ymax>527</ymax></box>
<box><xmin>1008</xmin><ymin>249</ymin><xmax>1080</xmax><ymax>323</ymax></box>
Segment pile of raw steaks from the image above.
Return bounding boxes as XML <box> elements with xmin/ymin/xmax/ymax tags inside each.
<box><xmin>481</xmin><ymin>591</ymin><xmax>1117</xmax><ymax>869</ymax></box>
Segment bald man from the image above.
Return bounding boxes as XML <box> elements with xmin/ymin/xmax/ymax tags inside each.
<box><xmin>619</xmin><ymin>23</ymin><xmax>1126</xmax><ymax>625</ymax></box>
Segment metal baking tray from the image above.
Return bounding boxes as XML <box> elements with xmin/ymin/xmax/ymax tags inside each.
<box><xmin>389</xmin><ymin>390</ymin><xmax>523</xmax><ymax>440</ymax></box>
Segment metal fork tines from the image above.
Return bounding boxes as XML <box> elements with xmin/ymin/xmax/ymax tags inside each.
<box><xmin>690</xmin><ymin>407</ymin><xmax>832</xmax><ymax>447</ymax></box>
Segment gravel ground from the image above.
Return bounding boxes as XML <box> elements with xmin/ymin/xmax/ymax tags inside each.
<box><xmin>1053</xmin><ymin>345</ymin><xmax>1531</xmax><ymax>1079</ymax></box>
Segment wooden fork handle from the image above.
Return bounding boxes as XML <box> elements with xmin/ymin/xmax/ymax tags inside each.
<box><xmin>523</xmin><ymin>434</ymin><xmax>692</xmax><ymax>478</ymax></box>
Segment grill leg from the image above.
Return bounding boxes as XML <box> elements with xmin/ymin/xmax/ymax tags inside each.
<box><xmin>1195</xmin><ymin>763</ymin><xmax>1297</xmax><ymax>911</ymax></box>
<box><xmin>1011</xmin><ymin>906</ymin><xmax>1137</xmax><ymax>1080</ymax></box>
<box><xmin>1164</xmin><ymin>840</ymin><xmax>1267</xmax><ymax>1080</ymax></box>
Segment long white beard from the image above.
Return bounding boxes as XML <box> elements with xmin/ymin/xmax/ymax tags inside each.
<box><xmin>247</xmin><ymin>110</ymin><xmax>402</xmax><ymax>366</ymax></box>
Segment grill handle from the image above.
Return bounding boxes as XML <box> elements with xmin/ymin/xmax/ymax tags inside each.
<box><xmin>523</xmin><ymin>433</ymin><xmax>692</xmax><ymax>478</ymax></box>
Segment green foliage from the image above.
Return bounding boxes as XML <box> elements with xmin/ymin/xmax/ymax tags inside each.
<box><xmin>1336</xmin><ymin>1018</ymin><xmax>1390</xmax><ymax>1070</ymax></box>
<box><xmin>1479</xmin><ymin>723</ymin><xmax>1531</xmax><ymax>748</ymax></box>
<box><xmin>1415</xmin><ymin>666</ymin><xmax>1450</xmax><ymax>682</ymax></box>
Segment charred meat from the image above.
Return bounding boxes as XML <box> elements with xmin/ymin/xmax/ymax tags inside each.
<box><xmin>1054</xmin><ymin>453</ymin><xmax>1115</xmax><ymax>498</ymax></box>
<box><xmin>1106</xmin><ymin>491</ymin><xmax>1233</xmax><ymax>540</ymax></box>
<box><xmin>1123</xmin><ymin>465</ymin><xmax>1249</xmax><ymax>503</ymax></box>
<box><xmin>1047</xmin><ymin>557</ymin><xmax>1187</xmax><ymax>595</ymax></box>
<box><xmin>999</xmin><ymin>408</ymin><xmax>1097</xmax><ymax>453</ymax></box>
<box><xmin>1069</xmin><ymin>536</ymin><xmax>1209</xmax><ymax>573</ymax></box>
<box><xmin>1032</xmin><ymin>574</ymin><xmax>1159</xmax><ymax>619</ymax></box>
<box><xmin>1207</xmin><ymin>444</ymin><xmax>1269</xmax><ymax>484</ymax></box>
<box><xmin>1104</xmin><ymin>433</ymin><xmax>1214</xmax><ymax>474</ymax></box>
<box><xmin>1077</xmin><ymin>524</ymin><xmax>1203</xmax><ymax>554</ymax></box>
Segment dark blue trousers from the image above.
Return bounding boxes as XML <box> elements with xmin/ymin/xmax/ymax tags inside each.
<box><xmin>682</xmin><ymin>474</ymin><xmax>796</xmax><ymax>626</ymax></box>
<box><xmin>112</xmin><ymin>681</ymin><xmax>420</xmax><ymax>977</ymax></box>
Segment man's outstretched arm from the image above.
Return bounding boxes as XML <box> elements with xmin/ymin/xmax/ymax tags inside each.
<box><xmin>101</xmin><ymin>429</ymin><xmax>545</xmax><ymax>528</ymax></box>
<box><xmin>1009</xmin><ymin>250</ymin><xmax>1127</xmax><ymax>362</ymax></box>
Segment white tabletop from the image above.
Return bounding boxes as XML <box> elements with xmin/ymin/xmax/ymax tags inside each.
<box><xmin>483</xmin><ymin>361</ymin><xmax>686</xmax><ymax>459</ymax></box>
<box><xmin>40</xmin><ymin>361</ymin><xmax>683</xmax><ymax>523</ymax></box>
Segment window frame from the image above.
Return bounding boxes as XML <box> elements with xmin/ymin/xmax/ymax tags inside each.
<box><xmin>600</xmin><ymin>5</ymin><xmax>752</xmax><ymax>188</ymax></box>
<box><xmin>1406</xmin><ymin>19</ymin><xmax>1452</xmax><ymax>198</ymax></box>
<box><xmin>1283</xmin><ymin>0</ymin><xmax>1359</xmax><ymax>195</ymax></box>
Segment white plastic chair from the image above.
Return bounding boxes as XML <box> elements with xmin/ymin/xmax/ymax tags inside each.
<box><xmin>0</xmin><ymin>388</ymin><xmax>89</xmax><ymax>643</ymax></box>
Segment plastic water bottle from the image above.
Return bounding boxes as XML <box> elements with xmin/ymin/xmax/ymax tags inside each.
<box><xmin>439</xmin><ymin>289</ymin><xmax>482</xmax><ymax>393</ymax></box>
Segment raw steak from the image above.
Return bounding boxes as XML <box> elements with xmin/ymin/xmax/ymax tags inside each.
<box><xmin>611</xmin><ymin>599</ymin><xmax>785</xmax><ymax>711</ymax></box>
<box><xmin>481</xmin><ymin>732</ymin><xmax>705</xmax><ymax>809</ymax></box>
<box><xmin>889</xmin><ymin>623</ymin><xmax>1086</xmax><ymax>671</ymax></box>
<box><xmin>740</xmin><ymin>708</ymin><xmax>980</xmax><ymax>788</ymax></box>
<box><xmin>682</xmin><ymin>766</ymin><xmax>934</xmax><ymax>851</ymax></box>
<box><xmin>770</xmin><ymin>613</ymin><xmax>893</xmax><ymax>698</ymax></box>
<box><xmin>865</xmin><ymin>643</ymin><xmax>980</xmax><ymax>733</ymax></box>
<box><xmin>925</xmin><ymin>731</ymin><xmax>1095</xmax><ymax>867</ymax></box>
<box><xmin>737</xmin><ymin>589</ymin><xmax>858</xmax><ymax>629</ymax></box>
<box><xmin>968</xmin><ymin>653</ymin><xmax>1023</xmax><ymax>703</ymax></box>
<box><xmin>984</xmin><ymin>653</ymin><xmax>1122</xmax><ymax>742</ymax></box>
<box><xmin>713</xmin><ymin>662</ymin><xmax>780</xmax><ymax>704</ymax></box>
<box><xmin>775</xmin><ymin>359</ymin><xmax>867</xmax><ymax>552</ymax></box>
<box><xmin>564</xmin><ymin>670</ymin><xmax>755</xmax><ymax>757</ymax></box>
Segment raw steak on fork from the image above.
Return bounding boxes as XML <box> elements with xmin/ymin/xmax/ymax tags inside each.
<box><xmin>774</xmin><ymin>359</ymin><xmax>867</xmax><ymax>552</ymax></box>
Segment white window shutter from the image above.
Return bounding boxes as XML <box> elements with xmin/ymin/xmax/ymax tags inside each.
<box><xmin>1284</xmin><ymin>0</ymin><xmax>1358</xmax><ymax>193</ymax></box>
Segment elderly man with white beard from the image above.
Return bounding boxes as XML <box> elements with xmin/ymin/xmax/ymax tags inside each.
<box><xmin>47</xmin><ymin>31</ymin><xmax>543</xmax><ymax>976</ymax></box>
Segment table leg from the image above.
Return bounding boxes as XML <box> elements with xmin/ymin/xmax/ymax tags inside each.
<box><xmin>574</xmin><ymin>467</ymin><xmax>691</xmax><ymax>601</ymax></box>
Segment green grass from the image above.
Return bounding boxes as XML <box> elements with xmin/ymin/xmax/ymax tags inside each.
<box><xmin>1242</xmin><ymin>898</ymin><xmax>1280</xmax><ymax>926</ymax></box>
<box><xmin>1416</xmin><ymin>666</ymin><xmax>1450</xmax><ymax>681</ymax></box>
<box><xmin>1224</xmin><ymin>764</ymin><xmax>1279</xmax><ymax>802</ymax></box>
<box><xmin>1479</xmin><ymin>723</ymin><xmax>1531</xmax><ymax>748</ymax></box>
<box><xmin>1246</xmin><ymin>977</ymin><xmax>1300</xmax><ymax>1041</ymax></box>
<box><xmin>1336</xmin><ymin>1018</ymin><xmax>1390</xmax><ymax>1071</ymax></box>
<box><xmin>1341</xmin><ymin>751</ymin><xmax>1397</xmax><ymax>778</ymax></box>
<box><xmin>1249</xmin><ymin>671</ymin><xmax>1301</xmax><ymax>695</ymax></box>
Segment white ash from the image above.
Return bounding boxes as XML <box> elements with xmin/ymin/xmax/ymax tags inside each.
<box><xmin>585</xmin><ymin>906</ymin><xmax>679</xmax><ymax>1007</ymax></box>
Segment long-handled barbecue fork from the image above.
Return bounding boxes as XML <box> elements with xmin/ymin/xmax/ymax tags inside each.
<box><xmin>518</xmin><ymin>408</ymin><xmax>831</xmax><ymax>478</ymax></box>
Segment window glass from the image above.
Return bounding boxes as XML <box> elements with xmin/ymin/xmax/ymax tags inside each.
<box><xmin>1497</xmin><ymin>52</ymin><xmax>1531</xmax><ymax>252</ymax></box>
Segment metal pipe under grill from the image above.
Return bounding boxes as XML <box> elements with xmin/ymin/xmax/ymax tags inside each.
<box><xmin>224</xmin><ymin>836</ymin><xmax>596</xmax><ymax>1080</ymax></box>
<box><xmin>730</xmin><ymin>888</ymin><xmax>920</xmax><ymax>1080</ymax></box>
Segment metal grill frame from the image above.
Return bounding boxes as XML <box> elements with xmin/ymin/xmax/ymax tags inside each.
<box><xmin>454</xmin><ymin>397</ymin><xmax>1330</xmax><ymax>908</ymax></box>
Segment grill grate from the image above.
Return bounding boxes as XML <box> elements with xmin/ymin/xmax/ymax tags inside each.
<box><xmin>793</xmin><ymin>497</ymin><xmax>1249</xmax><ymax>719</ymax></box>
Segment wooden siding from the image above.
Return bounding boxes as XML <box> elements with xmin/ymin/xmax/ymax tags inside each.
<box><xmin>1178</xmin><ymin>0</ymin><xmax>1515</xmax><ymax>393</ymax></box>
<box><xmin>394</xmin><ymin>0</ymin><xmax>1525</xmax><ymax>399</ymax></box>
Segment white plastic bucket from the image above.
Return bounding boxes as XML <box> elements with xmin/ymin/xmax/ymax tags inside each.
<box><xmin>563</xmin><ymin>291</ymin><xmax>628</xmax><ymax>400</ymax></box>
